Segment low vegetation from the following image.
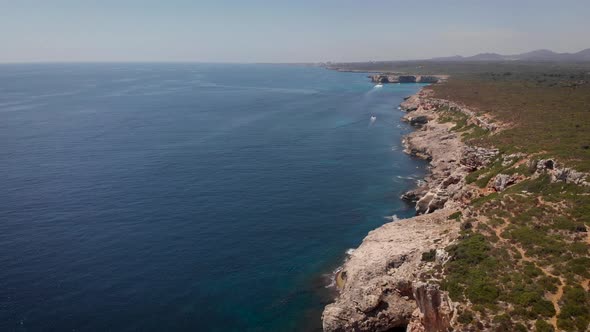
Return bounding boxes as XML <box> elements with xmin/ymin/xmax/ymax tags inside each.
<box><xmin>434</xmin><ymin>65</ymin><xmax>590</xmax><ymax>330</ymax></box>
<box><xmin>333</xmin><ymin>60</ymin><xmax>590</xmax><ymax>330</ymax></box>
<box><xmin>432</xmin><ymin>79</ymin><xmax>590</xmax><ymax>172</ymax></box>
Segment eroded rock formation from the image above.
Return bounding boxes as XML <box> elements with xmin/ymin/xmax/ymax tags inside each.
<box><xmin>369</xmin><ymin>74</ymin><xmax>447</xmax><ymax>84</ymax></box>
<box><xmin>400</xmin><ymin>90</ymin><xmax>497</xmax><ymax>214</ymax></box>
<box><xmin>322</xmin><ymin>210</ymin><xmax>459</xmax><ymax>332</ymax></box>
<box><xmin>323</xmin><ymin>78</ymin><xmax>590</xmax><ymax>332</ymax></box>
<box><xmin>407</xmin><ymin>283</ymin><xmax>454</xmax><ymax>332</ymax></box>
<box><xmin>323</xmin><ymin>86</ymin><xmax>503</xmax><ymax>332</ymax></box>
<box><xmin>534</xmin><ymin>159</ymin><xmax>589</xmax><ymax>186</ymax></box>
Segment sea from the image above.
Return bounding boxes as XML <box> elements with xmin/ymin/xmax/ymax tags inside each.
<box><xmin>0</xmin><ymin>63</ymin><xmax>427</xmax><ymax>331</ymax></box>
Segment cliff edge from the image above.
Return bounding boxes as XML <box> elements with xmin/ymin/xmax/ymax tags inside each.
<box><xmin>322</xmin><ymin>88</ymin><xmax>498</xmax><ymax>331</ymax></box>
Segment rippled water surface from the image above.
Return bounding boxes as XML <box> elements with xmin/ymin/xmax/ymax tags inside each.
<box><xmin>0</xmin><ymin>63</ymin><xmax>426</xmax><ymax>331</ymax></box>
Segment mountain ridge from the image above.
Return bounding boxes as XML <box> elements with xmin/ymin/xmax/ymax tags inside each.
<box><xmin>431</xmin><ymin>48</ymin><xmax>590</xmax><ymax>62</ymax></box>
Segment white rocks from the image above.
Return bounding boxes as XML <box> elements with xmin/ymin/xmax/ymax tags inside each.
<box><xmin>460</xmin><ymin>146</ymin><xmax>499</xmax><ymax>171</ymax></box>
<box><xmin>401</xmin><ymin>92</ymin><xmax>475</xmax><ymax>214</ymax></box>
<box><xmin>534</xmin><ymin>159</ymin><xmax>589</xmax><ymax>186</ymax></box>
<box><xmin>553</xmin><ymin>167</ymin><xmax>588</xmax><ymax>185</ymax></box>
<box><xmin>501</xmin><ymin>153</ymin><xmax>526</xmax><ymax>166</ymax></box>
<box><xmin>492</xmin><ymin>173</ymin><xmax>521</xmax><ymax>192</ymax></box>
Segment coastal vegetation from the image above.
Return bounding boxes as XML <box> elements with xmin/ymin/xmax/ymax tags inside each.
<box><xmin>431</xmin><ymin>63</ymin><xmax>590</xmax><ymax>331</ymax></box>
<box><xmin>330</xmin><ymin>60</ymin><xmax>590</xmax><ymax>171</ymax></box>
<box><xmin>323</xmin><ymin>60</ymin><xmax>590</xmax><ymax>331</ymax></box>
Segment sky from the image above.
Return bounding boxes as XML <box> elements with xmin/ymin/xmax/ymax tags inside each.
<box><xmin>1</xmin><ymin>0</ymin><xmax>589</xmax><ymax>63</ymax></box>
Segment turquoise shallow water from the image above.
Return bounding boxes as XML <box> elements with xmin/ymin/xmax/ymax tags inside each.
<box><xmin>0</xmin><ymin>63</ymin><xmax>426</xmax><ymax>331</ymax></box>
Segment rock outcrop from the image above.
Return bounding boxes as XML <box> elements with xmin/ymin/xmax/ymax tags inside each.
<box><xmin>491</xmin><ymin>173</ymin><xmax>521</xmax><ymax>192</ymax></box>
<box><xmin>322</xmin><ymin>210</ymin><xmax>459</xmax><ymax>332</ymax></box>
<box><xmin>534</xmin><ymin>159</ymin><xmax>589</xmax><ymax>186</ymax></box>
<box><xmin>370</xmin><ymin>74</ymin><xmax>447</xmax><ymax>84</ymax></box>
<box><xmin>407</xmin><ymin>283</ymin><xmax>454</xmax><ymax>332</ymax></box>
<box><xmin>400</xmin><ymin>89</ymin><xmax>497</xmax><ymax>214</ymax></box>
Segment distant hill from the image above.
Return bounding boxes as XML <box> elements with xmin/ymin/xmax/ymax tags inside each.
<box><xmin>431</xmin><ymin>48</ymin><xmax>590</xmax><ymax>62</ymax></box>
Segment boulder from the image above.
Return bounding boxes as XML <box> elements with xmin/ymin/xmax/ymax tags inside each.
<box><xmin>402</xmin><ymin>187</ymin><xmax>428</xmax><ymax>203</ymax></box>
<box><xmin>534</xmin><ymin>159</ymin><xmax>589</xmax><ymax>186</ymax></box>
<box><xmin>460</xmin><ymin>147</ymin><xmax>499</xmax><ymax>171</ymax></box>
<box><xmin>416</xmin><ymin>190</ymin><xmax>449</xmax><ymax>214</ymax></box>
<box><xmin>492</xmin><ymin>173</ymin><xmax>520</xmax><ymax>192</ymax></box>
<box><xmin>501</xmin><ymin>153</ymin><xmax>526</xmax><ymax>166</ymax></box>
<box><xmin>552</xmin><ymin>167</ymin><xmax>588</xmax><ymax>185</ymax></box>
<box><xmin>408</xmin><ymin>116</ymin><xmax>429</xmax><ymax>126</ymax></box>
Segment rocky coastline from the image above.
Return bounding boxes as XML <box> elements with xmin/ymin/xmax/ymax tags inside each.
<box><xmin>321</xmin><ymin>86</ymin><xmax>499</xmax><ymax>332</ymax></box>
<box><xmin>369</xmin><ymin>74</ymin><xmax>447</xmax><ymax>84</ymax></box>
<box><xmin>321</xmin><ymin>80</ymin><xmax>590</xmax><ymax>331</ymax></box>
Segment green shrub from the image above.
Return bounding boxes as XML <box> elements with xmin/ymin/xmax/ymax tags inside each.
<box><xmin>466</xmin><ymin>278</ymin><xmax>500</xmax><ymax>304</ymax></box>
<box><xmin>448</xmin><ymin>232</ymin><xmax>490</xmax><ymax>265</ymax></box>
<box><xmin>535</xmin><ymin>319</ymin><xmax>554</xmax><ymax>332</ymax></box>
<box><xmin>457</xmin><ymin>310</ymin><xmax>474</xmax><ymax>324</ymax></box>
<box><xmin>566</xmin><ymin>257</ymin><xmax>590</xmax><ymax>278</ymax></box>
<box><xmin>531</xmin><ymin>299</ymin><xmax>556</xmax><ymax>318</ymax></box>
<box><xmin>557</xmin><ymin>285</ymin><xmax>590</xmax><ymax>331</ymax></box>
<box><xmin>448</xmin><ymin>211</ymin><xmax>462</xmax><ymax>221</ymax></box>
<box><xmin>421</xmin><ymin>249</ymin><xmax>436</xmax><ymax>262</ymax></box>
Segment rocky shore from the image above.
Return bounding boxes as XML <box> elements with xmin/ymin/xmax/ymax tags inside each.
<box><xmin>369</xmin><ymin>74</ymin><xmax>447</xmax><ymax>84</ymax></box>
<box><xmin>322</xmin><ymin>87</ymin><xmax>498</xmax><ymax>332</ymax></box>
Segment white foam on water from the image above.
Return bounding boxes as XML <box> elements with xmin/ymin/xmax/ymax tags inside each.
<box><xmin>324</xmin><ymin>248</ymin><xmax>356</xmax><ymax>288</ymax></box>
<box><xmin>324</xmin><ymin>266</ymin><xmax>343</xmax><ymax>288</ymax></box>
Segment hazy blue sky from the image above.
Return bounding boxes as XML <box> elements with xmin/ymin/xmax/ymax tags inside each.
<box><xmin>1</xmin><ymin>0</ymin><xmax>589</xmax><ymax>63</ymax></box>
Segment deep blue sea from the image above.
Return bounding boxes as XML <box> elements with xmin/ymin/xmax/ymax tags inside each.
<box><xmin>0</xmin><ymin>63</ymin><xmax>426</xmax><ymax>332</ymax></box>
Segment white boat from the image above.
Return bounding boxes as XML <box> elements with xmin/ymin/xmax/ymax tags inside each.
<box><xmin>374</xmin><ymin>84</ymin><xmax>383</xmax><ymax>88</ymax></box>
<box><xmin>370</xmin><ymin>116</ymin><xmax>377</xmax><ymax>121</ymax></box>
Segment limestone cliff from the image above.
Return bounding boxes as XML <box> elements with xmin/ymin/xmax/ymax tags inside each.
<box><xmin>322</xmin><ymin>210</ymin><xmax>459</xmax><ymax>332</ymax></box>
<box><xmin>369</xmin><ymin>74</ymin><xmax>447</xmax><ymax>84</ymax></box>
<box><xmin>322</xmin><ymin>78</ymin><xmax>590</xmax><ymax>332</ymax></box>
<box><xmin>322</xmin><ymin>87</ymin><xmax>498</xmax><ymax>332</ymax></box>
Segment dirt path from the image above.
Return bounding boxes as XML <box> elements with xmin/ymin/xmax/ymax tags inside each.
<box><xmin>548</xmin><ymin>282</ymin><xmax>565</xmax><ymax>329</ymax></box>
<box><xmin>489</xmin><ymin>216</ymin><xmax>564</xmax><ymax>330</ymax></box>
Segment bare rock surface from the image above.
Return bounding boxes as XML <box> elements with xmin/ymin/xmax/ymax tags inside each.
<box><xmin>492</xmin><ymin>173</ymin><xmax>521</xmax><ymax>192</ymax></box>
<box><xmin>401</xmin><ymin>91</ymin><xmax>481</xmax><ymax>214</ymax></box>
<box><xmin>535</xmin><ymin>159</ymin><xmax>589</xmax><ymax>186</ymax></box>
<box><xmin>322</xmin><ymin>210</ymin><xmax>460</xmax><ymax>332</ymax></box>
<box><xmin>369</xmin><ymin>74</ymin><xmax>447</xmax><ymax>84</ymax></box>
<box><xmin>407</xmin><ymin>282</ymin><xmax>455</xmax><ymax>332</ymax></box>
